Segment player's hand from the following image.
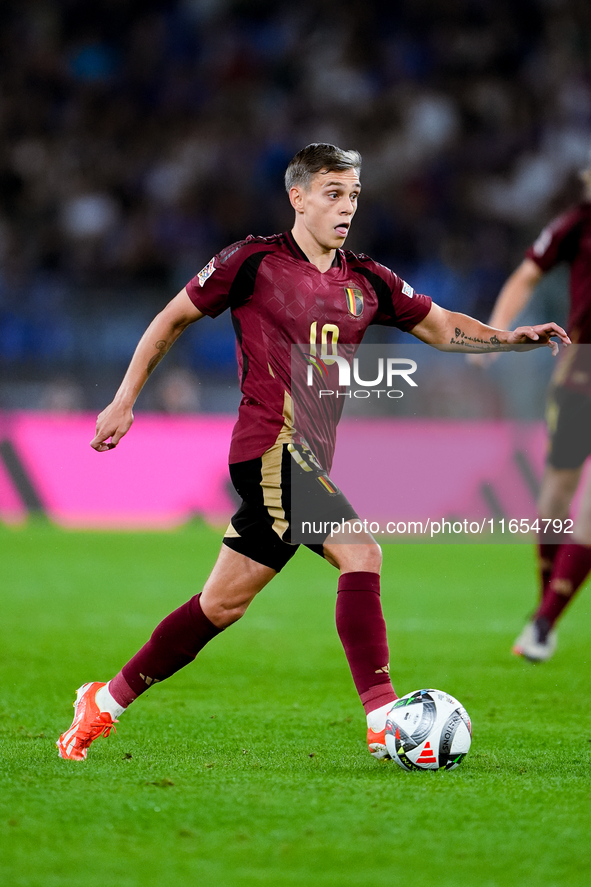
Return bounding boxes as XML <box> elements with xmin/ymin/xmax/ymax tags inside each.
<box><xmin>90</xmin><ymin>403</ymin><xmax>134</xmax><ymax>451</ymax></box>
<box><xmin>507</xmin><ymin>322</ymin><xmax>570</xmax><ymax>356</ymax></box>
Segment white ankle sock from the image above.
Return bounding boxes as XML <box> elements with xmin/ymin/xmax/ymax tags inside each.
<box><xmin>95</xmin><ymin>683</ymin><xmax>126</xmax><ymax>719</ymax></box>
<box><xmin>366</xmin><ymin>701</ymin><xmax>394</xmax><ymax>732</ymax></box>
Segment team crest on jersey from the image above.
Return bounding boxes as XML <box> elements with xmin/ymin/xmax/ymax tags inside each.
<box><xmin>197</xmin><ymin>258</ymin><xmax>216</xmax><ymax>287</ymax></box>
<box><xmin>344</xmin><ymin>286</ymin><xmax>364</xmax><ymax>317</ymax></box>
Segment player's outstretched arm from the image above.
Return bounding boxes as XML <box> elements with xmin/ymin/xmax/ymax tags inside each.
<box><xmin>410</xmin><ymin>302</ymin><xmax>570</xmax><ymax>355</ymax></box>
<box><xmin>91</xmin><ymin>288</ymin><xmax>204</xmax><ymax>452</ymax></box>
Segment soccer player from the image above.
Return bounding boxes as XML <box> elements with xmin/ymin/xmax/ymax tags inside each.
<box><xmin>57</xmin><ymin>143</ymin><xmax>568</xmax><ymax>760</ymax></box>
<box><xmin>482</xmin><ymin>155</ymin><xmax>591</xmax><ymax>662</ymax></box>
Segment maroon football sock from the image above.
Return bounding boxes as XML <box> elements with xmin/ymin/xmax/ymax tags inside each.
<box><xmin>537</xmin><ymin>541</ymin><xmax>561</xmax><ymax>599</ymax></box>
<box><xmin>536</xmin><ymin>543</ymin><xmax>591</xmax><ymax>627</ymax></box>
<box><xmin>335</xmin><ymin>571</ymin><xmax>397</xmax><ymax>715</ymax></box>
<box><xmin>109</xmin><ymin>593</ymin><xmax>222</xmax><ymax>706</ymax></box>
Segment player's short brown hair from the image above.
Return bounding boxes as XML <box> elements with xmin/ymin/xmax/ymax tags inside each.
<box><xmin>285</xmin><ymin>143</ymin><xmax>362</xmax><ymax>192</ymax></box>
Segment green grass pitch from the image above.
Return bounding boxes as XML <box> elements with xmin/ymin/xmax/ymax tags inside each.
<box><xmin>1</xmin><ymin>520</ymin><xmax>590</xmax><ymax>887</ymax></box>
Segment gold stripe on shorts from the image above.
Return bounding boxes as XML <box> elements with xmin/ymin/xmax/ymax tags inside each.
<box><xmin>260</xmin><ymin>390</ymin><xmax>294</xmax><ymax>538</ymax></box>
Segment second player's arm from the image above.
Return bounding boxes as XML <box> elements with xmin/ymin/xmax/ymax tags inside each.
<box><xmin>488</xmin><ymin>257</ymin><xmax>544</xmax><ymax>329</ymax></box>
<box><xmin>91</xmin><ymin>288</ymin><xmax>204</xmax><ymax>451</ymax></box>
<box><xmin>465</xmin><ymin>258</ymin><xmax>545</xmax><ymax>366</ymax></box>
<box><xmin>411</xmin><ymin>301</ymin><xmax>569</xmax><ymax>354</ymax></box>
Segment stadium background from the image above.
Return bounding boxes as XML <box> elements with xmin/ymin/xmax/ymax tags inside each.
<box><xmin>1</xmin><ymin>0</ymin><xmax>589</xmax><ymax>415</ymax></box>
<box><xmin>2</xmin><ymin>6</ymin><xmax>591</xmax><ymax>887</ymax></box>
<box><xmin>1</xmin><ymin>0</ymin><xmax>590</xmax><ymax>528</ymax></box>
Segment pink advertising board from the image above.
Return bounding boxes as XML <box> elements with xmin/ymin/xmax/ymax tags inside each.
<box><xmin>0</xmin><ymin>411</ymin><xmax>575</xmax><ymax>530</ymax></box>
<box><xmin>330</xmin><ymin>418</ymin><xmax>549</xmax><ymax>527</ymax></box>
<box><xmin>1</xmin><ymin>412</ymin><xmax>236</xmax><ymax>528</ymax></box>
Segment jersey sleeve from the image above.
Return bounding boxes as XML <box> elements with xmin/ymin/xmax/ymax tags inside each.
<box><xmin>525</xmin><ymin>206</ymin><xmax>583</xmax><ymax>272</ymax></box>
<box><xmin>361</xmin><ymin>259</ymin><xmax>432</xmax><ymax>330</ymax></box>
<box><xmin>185</xmin><ymin>238</ymin><xmax>261</xmax><ymax>317</ymax></box>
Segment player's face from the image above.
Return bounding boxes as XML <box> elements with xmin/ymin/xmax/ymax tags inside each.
<box><xmin>293</xmin><ymin>168</ymin><xmax>361</xmax><ymax>251</ymax></box>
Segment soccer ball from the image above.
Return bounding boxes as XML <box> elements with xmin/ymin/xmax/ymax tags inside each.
<box><xmin>385</xmin><ymin>689</ymin><xmax>472</xmax><ymax>771</ymax></box>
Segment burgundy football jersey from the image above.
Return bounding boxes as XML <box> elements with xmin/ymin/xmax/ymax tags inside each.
<box><xmin>526</xmin><ymin>202</ymin><xmax>591</xmax><ymax>392</ymax></box>
<box><xmin>186</xmin><ymin>231</ymin><xmax>431</xmax><ymax>469</ymax></box>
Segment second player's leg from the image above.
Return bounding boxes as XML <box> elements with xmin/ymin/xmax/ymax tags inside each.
<box><xmin>537</xmin><ymin>464</ymin><xmax>581</xmax><ymax>522</ymax></box>
<box><xmin>533</xmin><ymin>464</ymin><xmax>582</xmax><ymax>596</ymax></box>
<box><xmin>535</xmin><ymin>467</ymin><xmax>591</xmax><ymax>644</ymax></box>
<box><xmin>570</xmin><ymin>467</ymin><xmax>591</xmax><ymax>543</ymax></box>
<box><xmin>514</xmin><ymin>465</ymin><xmax>588</xmax><ymax>662</ymax></box>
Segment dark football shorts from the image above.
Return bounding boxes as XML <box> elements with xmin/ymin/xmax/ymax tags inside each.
<box><xmin>546</xmin><ymin>385</ymin><xmax>591</xmax><ymax>470</ymax></box>
<box><xmin>223</xmin><ymin>439</ymin><xmax>359</xmax><ymax>572</ymax></box>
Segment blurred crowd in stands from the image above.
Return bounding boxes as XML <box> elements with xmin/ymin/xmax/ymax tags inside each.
<box><xmin>0</xmin><ymin>0</ymin><xmax>590</xmax><ymax>414</ymax></box>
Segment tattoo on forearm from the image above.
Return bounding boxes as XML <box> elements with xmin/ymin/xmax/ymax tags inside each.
<box><xmin>147</xmin><ymin>340</ymin><xmax>169</xmax><ymax>375</ymax></box>
<box><xmin>450</xmin><ymin>328</ymin><xmax>508</xmax><ymax>351</ymax></box>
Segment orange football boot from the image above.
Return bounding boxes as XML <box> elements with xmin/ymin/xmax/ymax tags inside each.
<box><xmin>367</xmin><ymin>726</ymin><xmax>390</xmax><ymax>759</ymax></box>
<box><xmin>57</xmin><ymin>682</ymin><xmax>117</xmax><ymax>760</ymax></box>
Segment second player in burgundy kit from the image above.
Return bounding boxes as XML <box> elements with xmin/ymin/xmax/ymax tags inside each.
<box><xmin>57</xmin><ymin>144</ymin><xmax>568</xmax><ymax>761</ymax></box>
<box><xmin>485</xmin><ymin>159</ymin><xmax>591</xmax><ymax>661</ymax></box>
